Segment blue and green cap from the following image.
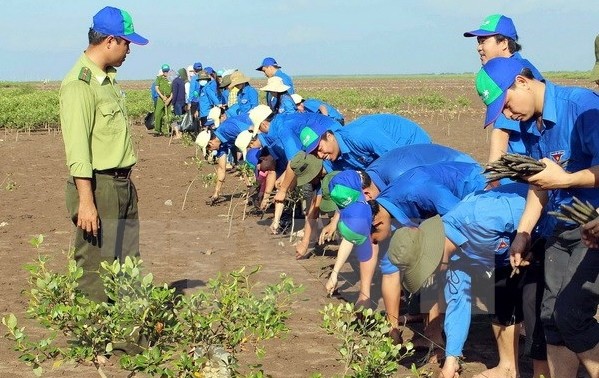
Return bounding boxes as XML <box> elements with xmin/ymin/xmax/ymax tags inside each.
<box><xmin>92</xmin><ymin>6</ymin><xmax>148</xmax><ymax>45</ymax></box>
<box><xmin>161</xmin><ymin>64</ymin><xmax>170</xmax><ymax>72</ymax></box>
<box><xmin>476</xmin><ymin>57</ymin><xmax>525</xmax><ymax>127</ymax></box>
<box><xmin>338</xmin><ymin>202</ymin><xmax>373</xmax><ymax>262</ymax></box>
<box><xmin>463</xmin><ymin>14</ymin><xmax>518</xmax><ymax>41</ymax></box>
<box><xmin>300</xmin><ymin>122</ymin><xmax>330</xmax><ymax>153</ymax></box>
<box><xmin>320</xmin><ymin>170</ymin><xmax>364</xmax><ymax>213</ymax></box>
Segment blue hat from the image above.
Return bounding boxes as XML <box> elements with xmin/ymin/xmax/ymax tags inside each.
<box><xmin>320</xmin><ymin>170</ymin><xmax>364</xmax><ymax>212</ymax></box>
<box><xmin>161</xmin><ymin>64</ymin><xmax>170</xmax><ymax>72</ymax></box>
<box><xmin>475</xmin><ymin>57</ymin><xmax>524</xmax><ymax>127</ymax></box>
<box><xmin>256</xmin><ymin>57</ymin><xmax>281</xmax><ymax>71</ymax></box>
<box><xmin>338</xmin><ymin>202</ymin><xmax>373</xmax><ymax>262</ymax></box>
<box><xmin>463</xmin><ymin>14</ymin><xmax>518</xmax><ymax>41</ymax></box>
<box><xmin>91</xmin><ymin>6</ymin><xmax>148</xmax><ymax>45</ymax></box>
<box><xmin>300</xmin><ymin>122</ymin><xmax>330</xmax><ymax>153</ymax></box>
<box><xmin>193</xmin><ymin>62</ymin><xmax>203</xmax><ymax>71</ymax></box>
<box><xmin>204</xmin><ymin>67</ymin><xmax>215</xmax><ymax>75</ymax></box>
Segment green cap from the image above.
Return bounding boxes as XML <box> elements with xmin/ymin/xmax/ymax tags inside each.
<box><xmin>289</xmin><ymin>151</ymin><xmax>323</xmax><ymax>186</ymax></box>
<box><xmin>388</xmin><ymin>216</ymin><xmax>445</xmax><ymax>293</ymax></box>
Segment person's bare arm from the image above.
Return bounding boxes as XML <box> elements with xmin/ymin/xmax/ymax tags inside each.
<box><xmin>488</xmin><ymin>128</ymin><xmax>510</xmax><ymax>163</ymax></box>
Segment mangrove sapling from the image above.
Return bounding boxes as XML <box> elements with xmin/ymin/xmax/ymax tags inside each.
<box><xmin>3</xmin><ymin>241</ymin><xmax>302</xmax><ymax>377</ymax></box>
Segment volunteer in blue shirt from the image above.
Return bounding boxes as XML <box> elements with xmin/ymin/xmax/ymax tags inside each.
<box><xmin>203</xmin><ymin>112</ymin><xmax>254</xmax><ymax>204</ymax></box>
<box><xmin>254</xmin><ymin>112</ymin><xmax>340</xmax><ymax>240</ymax></box>
<box><xmin>292</xmin><ymin>94</ymin><xmax>345</xmax><ymax>125</ymax></box>
<box><xmin>389</xmin><ymin>183</ymin><xmax>546</xmax><ymax>378</ymax></box>
<box><xmin>198</xmin><ymin>67</ymin><xmax>221</xmax><ymax>127</ymax></box>
<box><xmin>477</xmin><ymin>57</ymin><xmax>599</xmax><ymax>378</ymax></box>
<box><xmin>260</xmin><ymin>76</ymin><xmax>296</xmax><ymax>115</ymax></box>
<box><xmin>228</xmin><ymin>71</ymin><xmax>258</xmax><ymax>115</ymax></box>
<box><xmin>256</xmin><ymin>56</ymin><xmax>295</xmax><ymax>96</ymax></box>
<box><xmin>361</xmin><ymin>143</ymin><xmax>478</xmax><ymax>199</ymax></box>
<box><xmin>188</xmin><ymin>62</ymin><xmax>203</xmax><ymax>128</ymax></box>
<box><xmin>464</xmin><ymin>14</ymin><xmax>544</xmax><ymax>168</ymax></box>
<box><xmin>324</xmin><ymin>162</ymin><xmax>485</xmax><ymax>349</ymax></box>
<box><xmin>302</xmin><ymin>113</ymin><xmax>432</xmax><ymax>172</ymax></box>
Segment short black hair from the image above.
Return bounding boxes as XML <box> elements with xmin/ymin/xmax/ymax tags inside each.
<box><xmin>357</xmin><ymin>170</ymin><xmax>371</xmax><ymax>190</ymax></box>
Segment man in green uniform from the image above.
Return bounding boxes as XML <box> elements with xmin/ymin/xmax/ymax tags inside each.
<box><xmin>153</xmin><ymin>64</ymin><xmax>172</xmax><ymax>136</ymax></box>
<box><xmin>59</xmin><ymin>6</ymin><xmax>148</xmax><ymax>303</ymax></box>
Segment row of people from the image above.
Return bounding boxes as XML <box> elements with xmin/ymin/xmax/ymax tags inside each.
<box><xmin>195</xmin><ymin>13</ymin><xmax>599</xmax><ymax>378</ymax></box>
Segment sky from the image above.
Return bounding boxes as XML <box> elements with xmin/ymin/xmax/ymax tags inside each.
<box><xmin>2</xmin><ymin>0</ymin><xmax>599</xmax><ymax>82</ymax></box>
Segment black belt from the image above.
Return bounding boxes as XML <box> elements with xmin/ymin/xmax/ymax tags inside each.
<box><xmin>94</xmin><ymin>167</ymin><xmax>132</xmax><ymax>179</ymax></box>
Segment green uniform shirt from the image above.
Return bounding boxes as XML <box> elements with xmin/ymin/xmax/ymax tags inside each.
<box><xmin>60</xmin><ymin>53</ymin><xmax>137</xmax><ymax>178</ymax></box>
<box><xmin>156</xmin><ymin>75</ymin><xmax>172</xmax><ymax>97</ymax></box>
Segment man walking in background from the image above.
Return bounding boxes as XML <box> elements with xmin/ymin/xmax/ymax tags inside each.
<box><xmin>59</xmin><ymin>6</ymin><xmax>148</xmax><ymax>303</ymax></box>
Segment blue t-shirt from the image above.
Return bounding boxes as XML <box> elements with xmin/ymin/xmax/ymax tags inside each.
<box><xmin>268</xmin><ymin>93</ymin><xmax>296</xmax><ymax>114</ymax></box>
<box><xmin>303</xmin><ymin>98</ymin><xmax>344</xmax><ymax>123</ymax></box>
<box><xmin>440</xmin><ymin>183</ymin><xmax>529</xmax><ymax>358</ymax></box>
<box><xmin>365</xmin><ymin>144</ymin><xmax>478</xmax><ymax>192</ymax></box>
<box><xmin>259</xmin><ymin>113</ymin><xmax>340</xmax><ymax>163</ymax></box>
<box><xmin>236</xmin><ymin>85</ymin><xmax>259</xmax><ymax>115</ymax></box>
<box><xmin>199</xmin><ymin>80</ymin><xmax>221</xmax><ymax>118</ymax></box>
<box><xmin>325</xmin><ymin>114</ymin><xmax>432</xmax><ymax>172</ymax></box>
<box><xmin>188</xmin><ymin>77</ymin><xmax>199</xmax><ymax>103</ymax></box>
<box><xmin>520</xmin><ymin>81</ymin><xmax>599</xmax><ymax>224</ymax></box>
<box><xmin>376</xmin><ymin>162</ymin><xmax>486</xmax><ymax>226</ymax></box>
<box><xmin>214</xmin><ymin>114</ymin><xmax>252</xmax><ymax>145</ymax></box>
<box><xmin>275</xmin><ymin>70</ymin><xmax>294</xmax><ymax>94</ymax></box>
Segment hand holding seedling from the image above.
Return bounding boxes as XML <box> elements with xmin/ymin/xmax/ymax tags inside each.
<box><xmin>509</xmin><ymin>232</ymin><xmax>531</xmax><ymax>277</ymax></box>
<box><xmin>525</xmin><ymin>158</ymin><xmax>571</xmax><ymax>189</ymax></box>
<box><xmin>582</xmin><ymin>216</ymin><xmax>599</xmax><ymax>248</ymax></box>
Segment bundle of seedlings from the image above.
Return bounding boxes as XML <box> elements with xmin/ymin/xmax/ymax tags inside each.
<box><xmin>483</xmin><ymin>153</ymin><xmax>564</xmax><ymax>183</ymax></box>
<box><xmin>548</xmin><ymin>196</ymin><xmax>599</xmax><ymax>225</ymax></box>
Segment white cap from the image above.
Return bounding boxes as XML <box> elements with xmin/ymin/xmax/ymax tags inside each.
<box><xmin>248</xmin><ymin>105</ymin><xmax>272</xmax><ymax>133</ymax></box>
<box><xmin>291</xmin><ymin>93</ymin><xmax>304</xmax><ymax>105</ymax></box>
<box><xmin>235</xmin><ymin>130</ymin><xmax>254</xmax><ymax>160</ymax></box>
<box><xmin>208</xmin><ymin>107</ymin><xmax>222</xmax><ymax>128</ymax></box>
<box><xmin>195</xmin><ymin>129</ymin><xmax>210</xmax><ymax>156</ymax></box>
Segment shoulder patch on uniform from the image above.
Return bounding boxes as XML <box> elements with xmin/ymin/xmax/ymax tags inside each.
<box><xmin>78</xmin><ymin>67</ymin><xmax>92</xmax><ymax>84</ymax></box>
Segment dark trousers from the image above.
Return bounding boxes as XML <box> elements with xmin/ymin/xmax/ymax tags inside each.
<box><xmin>66</xmin><ymin>174</ymin><xmax>140</xmax><ymax>302</ymax></box>
<box><xmin>542</xmin><ymin>227</ymin><xmax>599</xmax><ymax>353</ymax></box>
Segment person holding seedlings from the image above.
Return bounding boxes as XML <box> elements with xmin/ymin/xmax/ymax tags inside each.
<box><xmin>463</xmin><ymin>14</ymin><xmax>543</xmax><ymax>165</ymax></box>
<box><xmin>59</xmin><ymin>6</ymin><xmax>148</xmax><ymax>303</ymax></box>
<box><xmin>477</xmin><ymin>57</ymin><xmax>599</xmax><ymax>378</ymax></box>
<box><xmin>260</xmin><ymin>76</ymin><xmax>296</xmax><ymax>115</ymax></box>
<box><xmin>388</xmin><ymin>183</ymin><xmax>546</xmax><ymax>378</ymax></box>
<box><xmin>153</xmin><ymin>64</ymin><xmax>172</xmax><ymax>136</ymax></box>
<box><xmin>291</xmin><ymin>93</ymin><xmax>345</xmax><ymax>125</ymax></box>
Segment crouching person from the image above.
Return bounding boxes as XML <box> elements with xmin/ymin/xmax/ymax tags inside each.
<box><xmin>388</xmin><ymin>183</ymin><xmax>548</xmax><ymax>378</ymax></box>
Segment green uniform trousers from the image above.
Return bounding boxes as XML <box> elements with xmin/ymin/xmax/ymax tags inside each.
<box><xmin>66</xmin><ymin>174</ymin><xmax>140</xmax><ymax>303</ymax></box>
<box><xmin>153</xmin><ymin>100</ymin><xmax>171</xmax><ymax>135</ymax></box>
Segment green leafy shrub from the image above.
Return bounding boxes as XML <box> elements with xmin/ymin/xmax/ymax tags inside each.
<box><xmin>3</xmin><ymin>248</ymin><xmax>302</xmax><ymax>377</ymax></box>
<box><xmin>321</xmin><ymin>302</ymin><xmax>414</xmax><ymax>377</ymax></box>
